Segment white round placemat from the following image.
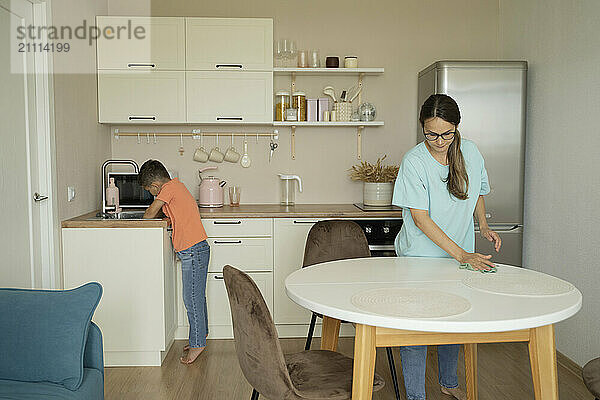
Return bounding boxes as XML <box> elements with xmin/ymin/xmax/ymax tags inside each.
<box><xmin>351</xmin><ymin>288</ymin><xmax>471</xmax><ymax>318</ymax></box>
<box><xmin>462</xmin><ymin>271</ymin><xmax>574</xmax><ymax>296</ymax></box>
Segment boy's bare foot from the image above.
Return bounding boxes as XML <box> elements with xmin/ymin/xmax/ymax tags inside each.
<box><xmin>183</xmin><ymin>335</ymin><xmax>208</xmax><ymax>352</ymax></box>
<box><xmin>441</xmin><ymin>386</ymin><xmax>466</xmax><ymax>400</ymax></box>
<box><xmin>180</xmin><ymin>346</ymin><xmax>205</xmax><ymax>364</ymax></box>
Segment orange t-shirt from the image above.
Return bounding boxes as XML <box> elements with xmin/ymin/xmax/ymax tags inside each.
<box><xmin>157</xmin><ymin>178</ymin><xmax>208</xmax><ymax>252</ymax></box>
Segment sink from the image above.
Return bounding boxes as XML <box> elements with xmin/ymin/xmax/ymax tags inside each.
<box><xmin>86</xmin><ymin>210</ymin><xmax>162</xmax><ymax>220</ymax></box>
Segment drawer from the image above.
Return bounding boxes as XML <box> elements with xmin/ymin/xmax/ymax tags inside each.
<box><xmin>208</xmin><ymin>238</ymin><xmax>273</xmax><ymax>273</ymax></box>
<box><xmin>203</xmin><ymin>218</ymin><xmax>272</xmax><ymax>237</ymax></box>
<box><xmin>186</xmin><ymin>71</ymin><xmax>273</xmax><ymax>123</ymax></box>
<box><xmin>207</xmin><ymin>272</ymin><xmax>273</xmax><ymax>327</ymax></box>
<box><xmin>96</xmin><ymin>16</ymin><xmax>185</xmax><ymax>70</ymax></box>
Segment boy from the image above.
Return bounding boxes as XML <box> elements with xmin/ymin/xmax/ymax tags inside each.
<box><xmin>139</xmin><ymin>160</ymin><xmax>210</xmax><ymax>364</ymax></box>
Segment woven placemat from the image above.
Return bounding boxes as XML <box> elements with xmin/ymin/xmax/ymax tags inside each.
<box><xmin>351</xmin><ymin>288</ymin><xmax>471</xmax><ymax>318</ymax></box>
<box><xmin>462</xmin><ymin>271</ymin><xmax>574</xmax><ymax>296</ymax></box>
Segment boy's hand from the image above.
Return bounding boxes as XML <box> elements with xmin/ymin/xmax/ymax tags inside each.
<box><xmin>143</xmin><ymin>199</ymin><xmax>165</xmax><ymax>219</ymax></box>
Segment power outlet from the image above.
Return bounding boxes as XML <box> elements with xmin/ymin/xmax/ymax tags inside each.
<box><xmin>67</xmin><ymin>186</ymin><xmax>76</xmax><ymax>202</ymax></box>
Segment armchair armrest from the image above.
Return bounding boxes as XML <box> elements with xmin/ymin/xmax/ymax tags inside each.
<box><xmin>84</xmin><ymin>322</ymin><xmax>104</xmax><ymax>378</ymax></box>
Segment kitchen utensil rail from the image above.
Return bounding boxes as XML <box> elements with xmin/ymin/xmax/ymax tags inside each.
<box><xmin>113</xmin><ymin>128</ymin><xmax>278</xmax><ymax>139</ymax></box>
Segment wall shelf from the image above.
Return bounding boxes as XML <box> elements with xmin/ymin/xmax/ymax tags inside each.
<box><xmin>274</xmin><ymin>67</ymin><xmax>384</xmax><ymax>160</ymax></box>
<box><xmin>274</xmin><ymin>67</ymin><xmax>384</xmax><ymax>75</ymax></box>
<box><xmin>273</xmin><ymin>121</ymin><xmax>384</xmax><ymax>127</ymax></box>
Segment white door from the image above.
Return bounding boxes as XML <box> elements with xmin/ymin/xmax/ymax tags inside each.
<box><xmin>0</xmin><ymin>0</ymin><xmax>56</xmax><ymax>288</ymax></box>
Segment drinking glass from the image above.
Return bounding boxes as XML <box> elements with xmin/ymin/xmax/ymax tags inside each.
<box><xmin>229</xmin><ymin>186</ymin><xmax>241</xmax><ymax>206</ymax></box>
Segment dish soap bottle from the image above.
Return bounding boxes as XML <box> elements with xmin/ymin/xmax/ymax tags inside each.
<box><xmin>105</xmin><ymin>177</ymin><xmax>121</xmax><ymax>213</ymax></box>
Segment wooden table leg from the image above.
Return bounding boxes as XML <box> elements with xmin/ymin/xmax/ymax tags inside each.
<box><xmin>464</xmin><ymin>343</ymin><xmax>478</xmax><ymax>400</ymax></box>
<box><xmin>352</xmin><ymin>324</ymin><xmax>377</xmax><ymax>400</ymax></box>
<box><xmin>528</xmin><ymin>325</ymin><xmax>558</xmax><ymax>400</ymax></box>
<box><xmin>320</xmin><ymin>316</ymin><xmax>341</xmax><ymax>351</ymax></box>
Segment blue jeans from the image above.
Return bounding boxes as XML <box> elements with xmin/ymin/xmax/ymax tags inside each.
<box><xmin>176</xmin><ymin>240</ymin><xmax>210</xmax><ymax>348</ymax></box>
<box><xmin>400</xmin><ymin>344</ymin><xmax>460</xmax><ymax>400</ymax></box>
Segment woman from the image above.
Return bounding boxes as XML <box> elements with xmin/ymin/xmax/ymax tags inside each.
<box><xmin>392</xmin><ymin>94</ymin><xmax>502</xmax><ymax>399</ymax></box>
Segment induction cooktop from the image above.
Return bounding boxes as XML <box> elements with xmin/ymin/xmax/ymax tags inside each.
<box><xmin>353</xmin><ymin>203</ymin><xmax>402</xmax><ymax>212</ymax></box>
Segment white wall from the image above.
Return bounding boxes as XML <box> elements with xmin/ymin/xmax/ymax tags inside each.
<box><xmin>499</xmin><ymin>0</ymin><xmax>600</xmax><ymax>366</ymax></box>
<box><xmin>108</xmin><ymin>0</ymin><xmax>501</xmax><ymax>203</ymax></box>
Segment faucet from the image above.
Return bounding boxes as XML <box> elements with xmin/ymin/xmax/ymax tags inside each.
<box><xmin>101</xmin><ymin>160</ymin><xmax>139</xmax><ymax>214</ymax></box>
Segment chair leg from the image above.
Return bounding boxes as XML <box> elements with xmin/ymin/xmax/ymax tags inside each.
<box><xmin>250</xmin><ymin>389</ymin><xmax>259</xmax><ymax>400</ymax></box>
<box><xmin>385</xmin><ymin>347</ymin><xmax>401</xmax><ymax>400</ymax></box>
<box><xmin>305</xmin><ymin>312</ymin><xmax>318</xmax><ymax>350</ymax></box>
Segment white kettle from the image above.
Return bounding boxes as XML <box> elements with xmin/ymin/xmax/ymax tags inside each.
<box><xmin>278</xmin><ymin>174</ymin><xmax>302</xmax><ymax>206</ymax></box>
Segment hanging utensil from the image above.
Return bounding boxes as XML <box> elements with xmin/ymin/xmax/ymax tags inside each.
<box><xmin>240</xmin><ymin>134</ymin><xmax>251</xmax><ymax>168</ymax></box>
<box><xmin>179</xmin><ymin>134</ymin><xmax>184</xmax><ymax>156</ymax></box>
<box><xmin>269</xmin><ymin>134</ymin><xmax>278</xmax><ymax>163</ymax></box>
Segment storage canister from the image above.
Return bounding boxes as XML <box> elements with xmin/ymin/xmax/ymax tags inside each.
<box><xmin>307</xmin><ymin>98</ymin><xmax>318</xmax><ymax>122</ymax></box>
<box><xmin>317</xmin><ymin>98</ymin><xmax>330</xmax><ymax>121</ymax></box>
<box><xmin>275</xmin><ymin>90</ymin><xmax>290</xmax><ymax>122</ymax></box>
<box><xmin>292</xmin><ymin>91</ymin><xmax>307</xmax><ymax>121</ymax></box>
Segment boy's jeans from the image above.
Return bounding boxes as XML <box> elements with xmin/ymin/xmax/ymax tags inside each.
<box><xmin>400</xmin><ymin>344</ymin><xmax>460</xmax><ymax>400</ymax></box>
<box><xmin>176</xmin><ymin>240</ymin><xmax>210</xmax><ymax>348</ymax></box>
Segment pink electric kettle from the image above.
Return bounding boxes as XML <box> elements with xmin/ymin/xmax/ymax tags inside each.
<box><xmin>198</xmin><ymin>167</ymin><xmax>227</xmax><ymax>208</ymax></box>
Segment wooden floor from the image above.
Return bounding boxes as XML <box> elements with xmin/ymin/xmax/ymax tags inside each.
<box><xmin>105</xmin><ymin>338</ymin><xmax>593</xmax><ymax>400</ymax></box>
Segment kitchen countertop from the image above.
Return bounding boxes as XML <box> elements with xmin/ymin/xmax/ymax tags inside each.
<box><xmin>198</xmin><ymin>204</ymin><xmax>403</xmax><ymax>219</ymax></box>
<box><xmin>62</xmin><ymin>204</ymin><xmax>402</xmax><ymax>228</ymax></box>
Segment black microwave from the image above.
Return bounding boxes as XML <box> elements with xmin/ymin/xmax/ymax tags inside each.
<box><xmin>107</xmin><ymin>172</ymin><xmax>154</xmax><ymax>208</ymax></box>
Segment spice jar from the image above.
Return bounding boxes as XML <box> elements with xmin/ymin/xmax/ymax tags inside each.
<box><xmin>274</xmin><ymin>90</ymin><xmax>290</xmax><ymax>122</ymax></box>
<box><xmin>292</xmin><ymin>91</ymin><xmax>307</xmax><ymax>121</ymax></box>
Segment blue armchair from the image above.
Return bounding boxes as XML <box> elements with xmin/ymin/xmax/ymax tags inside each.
<box><xmin>0</xmin><ymin>283</ymin><xmax>104</xmax><ymax>399</ymax></box>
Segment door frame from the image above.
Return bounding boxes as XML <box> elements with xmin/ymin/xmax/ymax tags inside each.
<box><xmin>32</xmin><ymin>0</ymin><xmax>60</xmax><ymax>288</ymax></box>
<box><xmin>3</xmin><ymin>0</ymin><xmax>60</xmax><ymax>288</ymax></box>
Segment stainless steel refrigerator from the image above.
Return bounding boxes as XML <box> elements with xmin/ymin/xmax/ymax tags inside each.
<box><xmin>417</xmin><ymin>61</ymin><xmax>527</xmax><ymax>266</ymax></box>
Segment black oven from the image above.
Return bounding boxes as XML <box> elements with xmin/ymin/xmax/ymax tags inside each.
<box><xmin>352</xmin><ymin>219</ymin><xmax>403</xmax><ymax>257</ymax></box>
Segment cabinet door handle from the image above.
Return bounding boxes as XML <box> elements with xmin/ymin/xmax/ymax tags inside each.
<box><xmin>129</xmin><ymin>116</ymin><xmax>156</xmax><ymax>121</ymax></box>
<box><xmin>214</xmin><ymin>275</ymin><xmax>224</xmax><ymax>280</ymax></box>
<box><xmin>293</xmin><ymin>220</ymin><xmax>319</xmax><ymax>224</ymax></box>
<box><xmin>216</xmin><ymin>64</ymin><xmax>243</xmax><ymax>69</ymax></box>
<box><xmin>213</xmin><ymin>220</ymin><xmax>242</xmax><ymax>225</ymax></box>
<box><xmin>127</xmin><ymin>63</ymin><xmax>156</xmax><ymax>68</ymax></box>
<box><xmin>216</xmin><ymin>117</ymin><xmax>243</xmax><ymax>121</ymax></box>
<box><xmin>214</xmin><ymin>240</ymin><xmax>242</xmax><ymax>244</ymax></box>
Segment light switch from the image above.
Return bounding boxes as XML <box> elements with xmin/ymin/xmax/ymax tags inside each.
<box><xmin>67</xmin><ymin>186</ymin><xmax>76</xmax><ymax>202</ymax></box>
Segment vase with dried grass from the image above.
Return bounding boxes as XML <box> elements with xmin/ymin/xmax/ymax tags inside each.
<box><xmin>349</xmin><ymin>156</ymin><xmax>399</xmax><ymax>206</ymax></box>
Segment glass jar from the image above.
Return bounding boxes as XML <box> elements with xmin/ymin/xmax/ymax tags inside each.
<box><xmin>292</xmin><ymin>91</ymin><xmax>307</xmax><ymax>121</ymax></box>
<box><xmin>274</xmin><ymin>90</ymin><xmax>290</xmax><ymax>121</ymax></box>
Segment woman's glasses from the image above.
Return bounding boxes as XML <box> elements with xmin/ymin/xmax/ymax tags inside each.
<box><xmin>423</xmin><ymin>128</ymin><xmax>455</xmax><ymax>141</ymax></box>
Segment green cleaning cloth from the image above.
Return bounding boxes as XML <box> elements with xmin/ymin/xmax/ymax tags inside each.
<box><xmin>459</xmin><ymin>262</ymin><xmax>497</xmax><ymax>273</ymax></box>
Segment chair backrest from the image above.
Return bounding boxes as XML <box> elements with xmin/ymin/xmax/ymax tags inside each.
<box><xmin>223</xmin><ymin>265</ymin><xmax>298</xmax><ymax>399</ymax></box>
<box><xmin>303</xmin><ymin>220</ymin><xmax>371</xmax><ymax>268</ymax></box>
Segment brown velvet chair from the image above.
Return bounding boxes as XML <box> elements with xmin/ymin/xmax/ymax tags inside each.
<box><xmin>302</xmin><ymin>220</ymin><xmax>401</xmax><ymax>400</ymax></box>
<box><xmin>583</xmin><ymin>357</ymin><xmax>600</xmax><ymax>399</ymax></box>
<box><xmin>223</xmin><ymin>265</ymin><xmax>385</xmax><ymax>400</ymax></box>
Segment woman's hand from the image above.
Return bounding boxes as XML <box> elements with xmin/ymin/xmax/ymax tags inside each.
<box><xmin>480</xmin><ymin>226</ymin><xmax>502</xmax><ymax>252</ymax></box>
<box><xmin>459</xmin><ymin>251</ymin><xmax>496</xmax><ymax>271</ymax></box>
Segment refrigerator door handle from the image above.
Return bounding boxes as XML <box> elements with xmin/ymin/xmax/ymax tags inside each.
<box><xmin>474</xmin><ymin>224</ymin><xmax>522</xmax><ymax>233</ymax></box>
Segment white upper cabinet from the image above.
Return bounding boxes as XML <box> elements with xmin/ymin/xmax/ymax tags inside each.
<box><xmin>98</xmin><ymin>70</ymin><xmax>186</xmax><ymax>123</ymax></box>
<box><xmin>96</xmin><ymin>16</ymin><xmax>185</xmax><ymax>70</ymax></box>
<box><xmin>187</xmin><ymin>71</ymin><xmax>273</xmax><ymax>123</ymax></box>
<box><xmin>186</xmin><ymin>18</ymin><xmax>273</xmax><ymax>71</ymax></box>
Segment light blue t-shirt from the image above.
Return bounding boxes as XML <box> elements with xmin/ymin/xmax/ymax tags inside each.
<box><xmin>392</xmin><ymin>139</ymin><xmax>490</xmax><ymax>257</ymax></box>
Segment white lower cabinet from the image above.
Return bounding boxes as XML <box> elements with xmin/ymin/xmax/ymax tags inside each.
<box><xmin>273</xmin><ymin>219</ymin><xmax>319</xmax><ymax>325</ymax></box>
<box><xmin>62</xmin><ymin>227</ymin><xmax>176</xmax><ymax>366</ymax></box>
<box><xmin>176</xmin><ymin>218</ymin><xmax>274</xmax><ymax>339</ymax></box>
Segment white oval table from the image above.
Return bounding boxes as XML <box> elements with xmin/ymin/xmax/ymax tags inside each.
<box><xmin>285</xmin><ymin>257</ymin><xmax>582</xmax><ymax>400</ymax></box>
